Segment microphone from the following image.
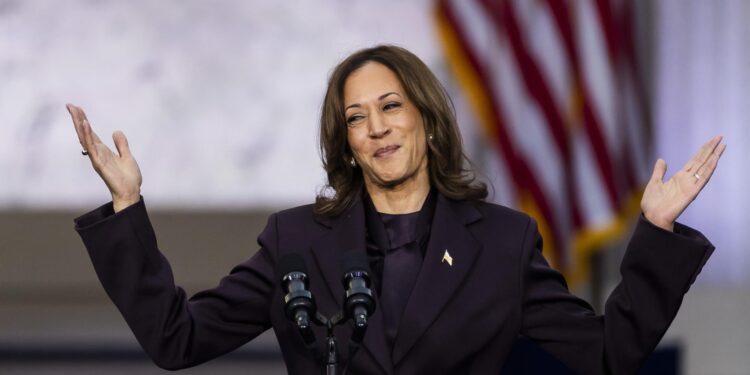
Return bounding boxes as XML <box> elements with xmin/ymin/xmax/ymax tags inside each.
<box><xmin>341</xmin><ymin>252</ymin><xmax>376</xmax><ymax>344</ymax></box>
<box><xmin>278</xmin><ymin>254</ymin><xmax>317</xmax><ymax>346</ymax></box>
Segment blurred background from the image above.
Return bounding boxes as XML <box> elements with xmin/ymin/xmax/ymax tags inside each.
<box><xmin>0</xmin><ymin>0</ymin><xmax>747</xmax><ymax>374</ymax></box>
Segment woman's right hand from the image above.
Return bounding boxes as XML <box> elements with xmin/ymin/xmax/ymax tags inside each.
<box><xmin>67</xmin><ymin>104</ymin><xmax>142</xmax><ymax>213</ymax></box>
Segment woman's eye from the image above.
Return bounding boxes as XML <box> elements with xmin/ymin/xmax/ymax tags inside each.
<box><xmin>383</xmin><ymin>102</ymin><xmax>401</xmax><ymax>111</ymax></box>
<box><xmin>347</xmin><ymin>115</ymin><xmax>364</xmax><ymax>125</ymax></box>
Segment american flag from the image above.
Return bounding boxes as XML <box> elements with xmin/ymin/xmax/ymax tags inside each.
<box><xmin>436</xmin><ymin>0</ymin><xmax>652</xmax><ymax>284</ymax></box>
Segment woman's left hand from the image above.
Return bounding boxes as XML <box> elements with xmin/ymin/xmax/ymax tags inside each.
<box><xmin>641</xmin><ymin>136</ymin><xmax>726</xmax><ymax>231</ymax></box>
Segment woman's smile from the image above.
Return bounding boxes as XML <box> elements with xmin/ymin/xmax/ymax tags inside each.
<box><xmin>374</xmin><ymin>144</ymin><xmax>401</xmax><ymax>158</ymax></box>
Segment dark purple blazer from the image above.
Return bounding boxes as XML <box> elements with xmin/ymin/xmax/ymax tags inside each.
<box><xmin>75</xmin><ymin>194</ymin><xmax>713</xmax><ymax>375</ymax></box>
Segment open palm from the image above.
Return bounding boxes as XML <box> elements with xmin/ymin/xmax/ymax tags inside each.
<box><xmin>641</xmin><ymin>136</ymin><xmax>726</xmax><ymax>231</ymax></box>
<box><xmin>67</xmin><ymin>104</ymin><xmax>142</xmax><ymax>212</ymax></box>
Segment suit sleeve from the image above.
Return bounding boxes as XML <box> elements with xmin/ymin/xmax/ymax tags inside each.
<box><xmin>519</xmin><ymin>215</ymin><xmax>714</xmax><ymax>375</ymax></box>
<box><xmin>74</xmin><ymin>198</ymin><xmax>279</xmax><ymax>370</ymax></box>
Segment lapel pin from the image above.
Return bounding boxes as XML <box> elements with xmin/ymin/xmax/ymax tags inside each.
<box><xmin>441</xmin><ymin>249</ymin><xmax>453</xmax><ymax>266</ymax></box>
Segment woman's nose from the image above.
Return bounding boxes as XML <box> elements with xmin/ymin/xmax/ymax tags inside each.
<box><xmin>368</xmin><ymin>112</ymin><xmax>391</xmax><ymax>138</ymax></box>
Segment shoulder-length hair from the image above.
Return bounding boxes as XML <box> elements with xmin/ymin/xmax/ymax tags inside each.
<box><xmin>314</xmin><ymin>45</ymin><xmax>487</xmax><ymax>217</ymax></box>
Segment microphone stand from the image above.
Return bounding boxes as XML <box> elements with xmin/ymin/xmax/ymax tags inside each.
<box><xmin>309</xmin><ymin>311</ymin><xmax>347</xmax><ymax>375</ymax></box>
<box><xmin>283</xmin><ymin>254</ymin><xmax>374</xmax><ymax>375</ymax></box>
<box><xmin>325</xmin><ymin>318</ymin><xmax>337</xmax><ymax>375</ymax></box>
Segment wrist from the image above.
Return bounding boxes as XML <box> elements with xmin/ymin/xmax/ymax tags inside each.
<box><xmin>644</xmin><ymin>212</ymin><xmax>674</xmax><ymax>232</ymax></box>
<box><xmin>112</xmin><ymin>193</ymin><xmax>140</xmax><ymax>213</ymax></box>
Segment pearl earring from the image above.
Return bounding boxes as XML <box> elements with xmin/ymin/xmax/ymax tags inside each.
<box><xmin>350</xmin><ymin>157</ymin><xmax>356</xmax><ymax>167</ymax></box>
<box><xmin>428</xmin><ymin>134</ymin><xmax>434</xmax><ymax>141</ymax></box>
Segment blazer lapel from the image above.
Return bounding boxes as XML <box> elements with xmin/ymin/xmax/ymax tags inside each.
<box><xmin>310</xmin><ymin>201</ymin><xmax>364</xmax><ymax>312</ymax></box>
<box><xmin>310</xmin><ymin>200</ymin><xmax>394</xmax><ymax>374</ymax></box>
<box><xmin>392</xmin><ymin>195</ymin><xmax>483</xmax><ymax>365</ymax></box>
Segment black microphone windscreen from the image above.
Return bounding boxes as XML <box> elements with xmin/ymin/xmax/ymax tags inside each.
<box><xmin>277</xmin><ymin>253</ymin><xmax>307</xmax><ymax>280</ymax></box>
<box><xmin>341</xmin><ymin>251</ymin><xmax>370</xmax><ymax>275</ymax></box>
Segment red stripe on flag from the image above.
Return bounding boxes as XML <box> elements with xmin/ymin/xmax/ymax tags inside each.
<box><xmin>480</xmin><ymin>0</ymin><xmax>583</xmax><ymax>231</ymax></box>
<box><xmin>439</xmin><ymin>0</ymin><xmax>567</xmax><ymax>266</ymax></box>
<box><xmin>546</xmin><ymin>0</ymin><xmax>623</xmax><ymax>211</ymax></box>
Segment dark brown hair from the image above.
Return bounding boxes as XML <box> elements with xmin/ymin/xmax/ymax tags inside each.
<box><xmin>314</xmin><ymin>45</ymin><xmax>487</xmax><ymax>217</ymax></box>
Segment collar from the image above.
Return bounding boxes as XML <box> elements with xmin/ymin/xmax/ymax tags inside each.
<box><xmin>364</xmin><ymin>188</ymin><xmax>437</xmax><ymax>254</ymax></box>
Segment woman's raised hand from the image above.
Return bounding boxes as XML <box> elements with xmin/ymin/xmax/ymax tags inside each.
<box><xmin>641</xmin><ymin>136</ymin><xmax>726</xmax><ymax>231</ymax></box>
<box><xmin>67</xmin><ymin>104</ymin><xmax>142</xmax><ymax>213</ymax></box>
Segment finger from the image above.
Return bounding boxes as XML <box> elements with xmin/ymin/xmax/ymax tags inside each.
<box><xmin>74</xmin><ymin>105</ymin><xmax>102</xmax><ymax>143</ymax></box>
<box><xmin>684</xmin><ymin>135</ymin><xmax>722</xmax><ymax>172</ymax></box>
<box><xmin>691</xmin><ymin>135</ymin><xmax>724</xmax><ymax>175</ymax></box>
<box><xmin>695</xmin><ymin>142</ymin><xmax>727</xmax><ymax>187</ymax></box>
<box><xmin>684</xmin><ymin>135</ymin><xmax>721</xmax><ymax>172</ymax></box>
<box><xmin>67</xmin><ymin>103</ymin><xmax>81</xmax><ymax>125</ymax></box>
<box><xmin>74</xmin><ymin>107</ymin><xmax>94</xmax><ymax>154</ymax></box>
<box><xmin>66</xmin><ymin>104</ymin><xmax>87</xmax><ymax>148</ymax></box>
<box><xmin>650</xmin><ymin>158</ymin><xmax>667</xmax><ymax>183</ymax></box>
<box><xmin>82</xmin><ymin>118</ymin><xmax>100</xmax><ymax>161</ymax></box>
<box><xmin>88</xmin><ymin>120</ymin><xmax>104</xmax><ymax>144</ymax></box>
<box><xmin>112</xmin><ymin>131</ymin><xmax>132</xmax><ymax>158</ymax></box>
<box><xmin>77</xmin><ymin>105</ymin><xmax>90</xmax><ymax>123</ymax></box>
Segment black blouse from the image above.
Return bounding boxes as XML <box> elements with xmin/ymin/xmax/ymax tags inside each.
<box><xmin>363</xmin><ymin>189</ymin><xmax>437</xmax><ymax>297</ymax></box>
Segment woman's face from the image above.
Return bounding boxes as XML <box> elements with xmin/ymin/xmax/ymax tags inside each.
<box><xmin>344</xmin><ymin>62</ymin><xmax>429</xmax><ymax>190</ymax></box>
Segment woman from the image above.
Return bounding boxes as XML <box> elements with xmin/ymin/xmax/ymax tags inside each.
<box><xmin>68</xmin><ymin>45</ymin><xmax>724</xmax><ymax>375</ymax></box>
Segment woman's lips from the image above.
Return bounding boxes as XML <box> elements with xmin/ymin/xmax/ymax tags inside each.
<box><xmin>374</xmin><ymin>145</ymin><xmax>400</xmax><ymax>158</ymax></box>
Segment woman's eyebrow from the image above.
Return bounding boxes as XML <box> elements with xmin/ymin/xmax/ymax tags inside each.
<box><xmin>345</xmin><ymin>92</ymin><xmax>402</xmax><ymax>112</ymax></box>
<box><xmin>379</xmin><ymin>92</ymin><xmax>401</xmax><ymax>101</ymax></box>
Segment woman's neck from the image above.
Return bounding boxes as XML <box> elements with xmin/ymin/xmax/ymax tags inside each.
<box><xmin>365</xmin><ymin>172</ymin><xmax>430</xmax><ymax>214</ymax></box>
